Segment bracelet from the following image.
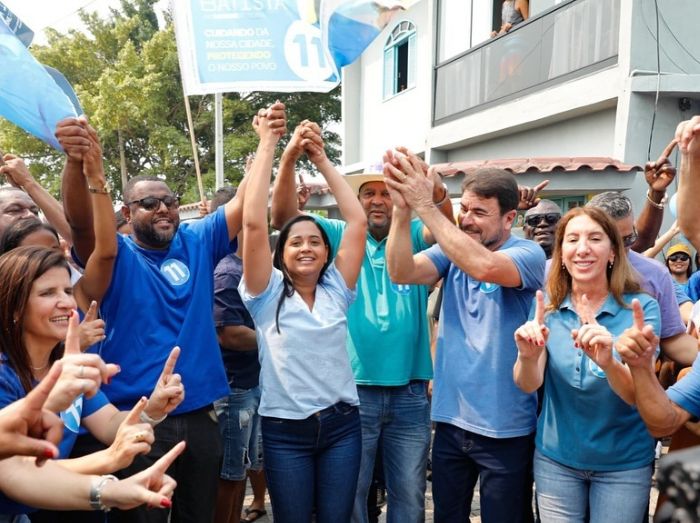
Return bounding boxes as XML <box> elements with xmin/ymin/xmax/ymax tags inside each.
<box><xmin>88</xmin><ymin>184</ymin><xmax>110</xmax><ymax>194</ymax></box>
<box><xmin>434</xmin><ymin>184</ymin><xmax>450</xmax><ymax>206</ymax></box>
<box><xmin>139</xmin><ymin>410</ymin><xmax>167</xmax><ymax>426</ymax></box>
<box><xmin>90</xmin><ymin>474</ymin><xmax>118</xmax><ymax>511</ymax></box>
<box><xmin>646</xmin><ymin>189</ymin><xmax>667</xmax><ymax>209</ymax></box>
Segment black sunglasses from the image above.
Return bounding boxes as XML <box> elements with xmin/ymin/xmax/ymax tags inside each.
<box><xmin>525</xmin><ymin>213</ymin><xmax>561</xmax><ymax>228</ymax></box>
<box><xmin>622</xmin><ymin>229</ymin><xmax>638</xmax><ymax>248</ymax></box>
<box><xmin>668</xmin><ymin>253</ymin><xmax>691</xmax><ymax>262</ymax></box>
<box><xmin>127</xmin><ymin>195</ymin><xmax>180</xmax><ymax>211</ymax></box>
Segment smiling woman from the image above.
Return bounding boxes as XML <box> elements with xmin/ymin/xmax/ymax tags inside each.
<box><xmin>513</xmin><ymin>206</ymin><xmax>661</xmax><ymax>523</ymax></box>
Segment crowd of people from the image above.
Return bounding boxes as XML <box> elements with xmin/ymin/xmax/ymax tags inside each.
<box><xmin>1</xmin><ymin>104</ymin><xmax>700</xmax><ymax>523</ymax></box>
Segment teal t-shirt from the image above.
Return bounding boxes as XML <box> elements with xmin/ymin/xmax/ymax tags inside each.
<box><xmin>314</xmin><ymin>215</ymin><xmax>433</xmax><ymax>385</ymax></box>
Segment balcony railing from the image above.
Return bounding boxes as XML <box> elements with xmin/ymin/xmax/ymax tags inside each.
<box><xmin>433</xmin><ymin>0</ymin><xmax>620</xmax><ymax>124</ymax></box>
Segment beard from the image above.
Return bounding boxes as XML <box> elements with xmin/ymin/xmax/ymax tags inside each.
<box><xmin>132</xmin><ymin>217</ymin><xmax>179</xmax><ymax>249</ymax></box>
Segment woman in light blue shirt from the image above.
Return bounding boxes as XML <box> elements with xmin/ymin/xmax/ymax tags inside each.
<box><xmin>239</xmin><ymin>105</ymin><xmax>367</xmax><ymax>523</ymax></box>
<box><xmin>513</xmin><ymin>207</ymin><xmax>660</xmax><ymax>523</ymax></box>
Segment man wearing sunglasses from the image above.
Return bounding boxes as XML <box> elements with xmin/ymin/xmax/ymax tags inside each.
<box><xmin>55</xmin><ymin>106</ymin><xmax>285</xmax><ymax>523</ymax></box>
<box><xmin>522</xmin><ymin>200</ymin><xmax>562</xmax><ymax>259</ymax></box>
<box><xmin>587</xmin><ymin>192</ymin><xmax>697</xmax><ymax>367</ymax></box>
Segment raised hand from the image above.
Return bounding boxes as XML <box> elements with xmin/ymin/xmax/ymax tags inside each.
<box><xmin>571</xmin><ymin>294</ymin><xmax>614</xmax><ymax>370</ymax></box>
<box><xmin>106</xmin><ymin>397</ymin><xmax>155</xmax><ymax>471</ymax></box>
<box><xmin>0</xmin><ymin>154</ymin><xmax>34</xmax><ymax>189</ymax></box>
<box><xmin>0</xmin><ymin>361</ymin><xmax>64</xmax><ymax>464</ymax></box>
<box><xmin>145</xmin><ymin>348</ymin><xmax>184</xmax><ymax>422</ymax></box>
<box><xmin>282</xmin><ymin>121</ymin><xmax>308</xmax><ymax>162</ymax></box>
<box><xmin>514</xmin><ymin>290</ymin><xmax>549</xmax><ymax>359</ymax></box>
<box><xmin>382</xmin><ymin>150</ymin><xmax>408</xmax><ymax>210</ymax></box>
<box><xmin>675</xmin><ymin>116</ymin><xmax>700</xmax><ymax>158</ymax></box>
<box><xmin>45</xmin><ymin>311</ymin><xmax>120</xmax><ymax>413</ymax></box>
<box><xmin>297</xmin><ymin>173</ymin><xmax>311</xmax><ymax>210</ymax></box>
<box><xmin>55</xmin><ymin>117</ymin><xmax>91</xmax><ymax>161</ymax></box>
<box><xmin>615</xmin><ymin>299</ymin><xmax>658</xmax><ymax>370</ymax></box>
<box><xmin>100</xmin><ymin>441</ymin><xmax>186</xmax><ymax>510</ymax></box>
<box><xmin>79</xmin><ymin>301</ymin><xmax>106</xmax><ymax>351</ymax></box>
<box><xmin>82</xmin><ymin>123</ymin><xmax>105</xmax><ymax>184</ymax></box>
<box><xmin>300</xmin><ymin>121</ymin><xmax>328</xmax><ymax>166</ymax></box>
<box><xmin>517</xmin><ymin>180</ymin><xmax>549</xmax><ymax>210</ymax></box>
<box><xmin>253</xmin><ymin>101</ymin><xmax>287</xmax><ymax>146</ymax></box>
<box><xmin>383</xmin><ymin>150</ymin><xmax>435</xmax><ymax>211</ymax></box>
<box><xmin>645</xmin><ymin>139</ymin><xmax>677</xmax><ymax>192</ymax></box>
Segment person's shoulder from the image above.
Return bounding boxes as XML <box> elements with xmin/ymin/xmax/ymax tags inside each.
<box><xmin>503</xmin><ymin>235</ymin><xmax>546</xmax><ymax>260</ymax></box>
<box><xmin>628</xmin><ymin>250</ymin><xmax>666</xmax><ymax>272</ymax></box>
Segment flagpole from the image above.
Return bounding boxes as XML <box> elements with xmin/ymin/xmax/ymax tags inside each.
<box><xmin>214</xmin><ymin>93</ymin><xmax>224</xmax><ymax>190</ymax></box>
<box><xmin>182</xmin><ymin>90</ymin><xmax>206</xmax><ymax>203</ymax></box>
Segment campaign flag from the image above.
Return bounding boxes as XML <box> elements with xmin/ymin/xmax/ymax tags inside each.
<box><xmin>0</xmin><ymin>1</ymin><xmax>33</xmax><ymax>47</ymax></box>
<box><xmin>173</xmin><ymin>0</ymin><xmax>417</xmax><ymax>95</ymax></box>
<box><xmin>0</xmin><ymin>16</ymin><xmax>77</xmax><ymax>150</ymax></box>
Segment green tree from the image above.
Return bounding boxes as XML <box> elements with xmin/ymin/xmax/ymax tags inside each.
<box><xmin>0</xmin><ymin>0</ymin><xmax>341</xmax><ymax>203</ymax></box>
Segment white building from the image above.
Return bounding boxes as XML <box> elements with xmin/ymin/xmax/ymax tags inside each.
<box><xmin>335</xmin><ymin>0</ymin><xmax>699</xmax><ymax>219</ymax></box>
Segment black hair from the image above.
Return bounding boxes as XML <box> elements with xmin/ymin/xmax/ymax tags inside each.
<box><xmin>0</xmin><ymin>217</ymin><xmax>59</xmax><ymax>255</ymax></box>
<box><xmin>271</xmin><ymin>215</ymin><xmax>331</xmax><ymax>333</ymax></box>
<box><xmin>461</xmin><ymin>168</ymin><xmax>519</xmax><ymax>214</ymax></box>
<box><xmin>123</xmin><ymin>175</ymin><xmax>168</xmax><ymax>203</ymax></box>
<box><xmin>210</xmin><ymin>186</ymin><xmax>238</xmax><ymax>213</ymax></box>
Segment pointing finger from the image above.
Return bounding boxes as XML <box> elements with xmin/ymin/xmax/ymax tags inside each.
<box><xmin>159</xmin><ymin>348</ymin><xmax>180</xmax><ymax>383</ymax></box>
<box><xmin>631</xmin><ymin>299</ymin><xmax>645</xmax><ymax>331</ymax></box>
<box><xmin>64</xmin><ymin>311</ymin><xmax>81</xmax><ymax>355</ymax></box>
<box><xmin>124</xmin><ymin>397</ymin><xmax>148</xmax><ymax>425</ymax></box>
<box><xmin>83</xmin><ymin>301</ymin><xmax>98</xmax><ymax>323</ymax></box>
<box><xmin>661</xmin><ymin>138</ymin><xmax>678</xmax><ymax>160</ymax></box>
<box><xmin>534</xmin><ymin>290</ymin><xmax>545</xmax><ymax>325</ymax></box>
<box><xmin>533</xmin><ymin>179</ymin><xmax>550</xmax><ymax>193</ymax></box>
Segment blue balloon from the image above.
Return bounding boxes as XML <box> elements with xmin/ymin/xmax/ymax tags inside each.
<box><xmin>669</xmin><ymin>192</ymin><xmax>678</xmax><ymax>219</ymax></box>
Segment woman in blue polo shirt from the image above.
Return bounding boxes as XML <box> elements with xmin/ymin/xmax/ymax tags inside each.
<box><xmin>513</xmin><ymin>206</ymin><xmax>660</xmax><ymax>523</ymax></box>
<box><xmin>240</xmin><ymin>107</ymin><xmax>366</xmax><ymax>522</ymax></box>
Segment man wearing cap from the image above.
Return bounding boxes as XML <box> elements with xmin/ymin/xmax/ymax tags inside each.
<box><xmin>522</xmin><ymin>199</ymin><xmax>562</xmax><ymax>259</ymax></box>
<box><xmin>271</xmin><ymin>124</ymin><xmax>452</xmax><ymax>523</ymax></box>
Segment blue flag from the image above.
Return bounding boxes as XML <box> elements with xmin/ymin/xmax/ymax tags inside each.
<box><xmin>174</xmin><ymin>0</ymin><xmax>417</xmax><ymax>94</ymax></box>
<box><xmin>0</xmin><ymin>17</ymin><xmax>77</xmax><ymax>150</ymax></box>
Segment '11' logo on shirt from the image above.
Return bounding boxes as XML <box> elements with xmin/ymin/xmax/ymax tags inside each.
<box><xmin>161</xmin><ymin>259</ymin><xmax>191</xmax><ymax>286</ymax></box>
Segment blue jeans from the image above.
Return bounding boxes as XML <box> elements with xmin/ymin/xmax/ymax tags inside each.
<box><xmin>352</xmin><ymin>382</ymin><xmax>431</xmax><ymax>523</ymax></box>
<box><xmin>262</xmin><ymin>402</ymin><xmax>362</xmax><ymax>523</ymax></box>
<box><xmin>214</xmin><ymin>386</ymin><xmax>263</xmax><ymax>480</ymax></box>
<box><xmin>534</xmin><ymin>450</ymin><xmax>652</xmax><ymax>523</ymax></box>
<box><xmin>432</xmin><ymin>422</ymin><xmax>534</xmax><ymax>523</ymax></box>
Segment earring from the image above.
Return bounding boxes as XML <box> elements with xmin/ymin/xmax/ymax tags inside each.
<box><xmin>608</xmin><ymin>260</ymin><xmax>614</xmax><ymax>269</ymax></box>
<box><xmin>561</xmin><ymin>263</ymin><xmax>566</xmax><ymax>270</ymax></box>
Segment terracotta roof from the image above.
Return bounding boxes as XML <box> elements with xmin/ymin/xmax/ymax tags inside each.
<box><xmin>433</xmin><ymin>157</ymin><xmax>642</xmax><ymax>177</ymax></box>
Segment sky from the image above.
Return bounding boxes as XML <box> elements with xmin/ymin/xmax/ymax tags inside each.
<box><xmin>2</xmin><ymin>0</ymin><xmax>168</xmax><ymax>45</ymax></box>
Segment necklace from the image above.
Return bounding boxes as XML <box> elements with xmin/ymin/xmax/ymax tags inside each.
<box><xmin>30</xmin><ymin>362</ymin><xmax>49</xmax><ymax>372</ymax></box>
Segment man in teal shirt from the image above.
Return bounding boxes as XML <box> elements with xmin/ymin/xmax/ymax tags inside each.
<box><xmin>271</xmin><ymin>124</ymin><xmax>452</xmax><ymax>523</ymax></box>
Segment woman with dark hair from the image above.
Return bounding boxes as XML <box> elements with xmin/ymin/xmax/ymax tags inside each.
<box><xmin>240</xmin><ymin>103</ymin><xmax>367</xmax><ymax>522</ymax></box>
<box><xmin>665</xmin><ymin>243</ymin><xmax>694</xmax><ymax>293</ymax></box>
<box><xmin>0</xmin><ymin>217</ymin><xmax>59</xmax><ymax>253</ymax></box>
<box><xmin>513</xmin><ymin>206</ymin><xmax>660</xmax><ymax>522</ymax></box>
<box><xmin>0</xmin><ymin>126</ymin><xmax>184</xmax><ymax>519</ymax></box>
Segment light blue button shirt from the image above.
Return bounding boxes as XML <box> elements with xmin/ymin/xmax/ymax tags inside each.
<box><xmin>537</xmin><ymin>292</ymin><xmax>660</xmax><ymax>471</ymax></box>
<box><xmin>240</xmin><ymin>263</ymin><xmax>359</xmax><ymax>419</ymax></box>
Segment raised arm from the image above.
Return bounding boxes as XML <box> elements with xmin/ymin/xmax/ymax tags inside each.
<box><xmin>73</xmin><ymin>125</ymin><xmax>117</xmax><ymax>310</ymax></box>
<box><xmin>643</xmin><ymin>220</ymin><xmax>680</xmax><ymax>258</ymax></box>
<box><xmin>302</xmin><ymin>122</ymin><xmax>366</xmax><ymax>288</ymax></box>
<box><xmin>56</xmin><ymin>117</ymin><xmax>94</xmax><ymax>264</ymax></box>
<box><xmin>0</xmin><ymin>155</ymin><xmax>73</xmax><ymax>244</ymax></box>
<box><xmin>385</xmin><ymin>153</ymin><xmax>522</xmax><ymax>287</ymax></box>
<box><xmin>676</xmin><ymin>116</ymin><xmax>700</xmax><ymax>251</ymax></box>
<box><xmin>632</xmin><ymin>139</ymin><xmax>678</xmax><ymax>252</ymax></box>
<box><xmin>242</xmin><ymin>103</ymin><xmax>286</xmax><ymax>295</ymax></box>
<box><xmin>270</xmin><ymin>122</ymin><xmax>307</xmax><ymax>230</ymax></box>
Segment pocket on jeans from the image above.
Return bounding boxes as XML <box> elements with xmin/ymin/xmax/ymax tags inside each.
<box><xmin>407</xmin><ymin>380</ymin><xmax>427</xmax><ymax>398</ymax></box>
<box><xmin>335</xmin><ymin>402</ymin><xmax>358</xmax><ymax>416</ymax></box>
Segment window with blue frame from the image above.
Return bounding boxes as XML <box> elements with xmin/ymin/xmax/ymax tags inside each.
<box><xmin>383</xmin><ymin>21</ymin><xmax>416</xmax><ymax>99</ymax></box>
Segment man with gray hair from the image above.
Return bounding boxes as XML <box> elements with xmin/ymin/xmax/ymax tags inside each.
<box><xmin>587</xmin><ymin>191</ymin><xmax>696</xmax><ymax>366</ymax></box>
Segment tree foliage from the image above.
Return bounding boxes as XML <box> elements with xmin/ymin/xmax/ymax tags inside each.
<box><xmin>0</xmin><ymin>0</ymin><xmax>341</xmax><ymax>202</ymax></box>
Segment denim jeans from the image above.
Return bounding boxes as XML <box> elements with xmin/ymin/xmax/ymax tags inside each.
<box><xmin>214</xmin><ymin>386</ymin><xmax>263</xmax><ymax>480</ymax></box>
<box><xmin>262</xmin><ymin>402</ymin><xmax>362</xmax><ymax>523</ymax></box>
<box><xmin>534</xmin><ymin>450</ymin><xmax>652</xmax><ymax>523</ymax></box>
<box><xmin>432</xmin><ymin>422</ymin><xmax>534</xmax><ymax>523</ymax></box>
<box><xmin>352</xmin><ymin>382</ymin><xmax>431</xmax><ymax>523</ymax></box>
<box><xmin>109</xmin><ymin>406</ymin><xmax>222</xmax><ymax>523</ymax></box>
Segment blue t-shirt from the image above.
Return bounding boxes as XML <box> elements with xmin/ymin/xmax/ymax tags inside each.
<box><xmin>314</xmin><ymin>216</ymin><xmax>433</xmax><ymax>385</ymax></box>
<box><xmin>0</xmin><ymin>358</ymin><xmax>108</xmax><ymax>514</ymax></box>
<box><xmin>674</xmin><ymin>281</ymin><xmax>691</xmax><ymax>306</ymax></box>
<box><xmin>668</xmin><ymin>354</ymin><xmax>700</xmax><ymax>417</ymax></box>
<box><xmin>688</xmin><ymin>271</ymin><xmax>700</xmax><ymax>302</ymax></box>
<box><xmin>214</xmin><ymin>253</ymin><xmax>260</xmax><ymax>390</ymax></box>
<box><xmin>240</xmin><ymin>263</ymin><xmax>359</xmax><ymax>419</ymax></box>
<box><xmin>97</xmin><ymin>207</ymin><xmax>234</xmax><ymax>413</ymax></box>
<box><xmin>536</xmin><ymin>292</ymin><xmax>660</xmax><ymax>472</ymax></box>
<box><xmin>424</xmin><ymin>234</ymin><xmax>546</xmax><ymax>438</ymax></box>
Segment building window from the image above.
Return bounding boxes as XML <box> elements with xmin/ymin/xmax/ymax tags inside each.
<box><xmin>383</xmin><ymin>21</ymin><xmax>416</xmax><ymax>99</ymax></box>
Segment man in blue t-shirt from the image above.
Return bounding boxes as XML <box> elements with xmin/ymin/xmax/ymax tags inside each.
<box><xmin>270</xmin><ymin>127</ymin><xmax>454</xmax><ymax>523</ymax></box>
<box><xmin>60</xmin><ymin>118</ymin><xmax>245</xmax><ymax>522</ymax></box>
<box><xmin>384</xmin><ymin>163</ymin><xmax>545</xmax><ymax>523</ymax></box>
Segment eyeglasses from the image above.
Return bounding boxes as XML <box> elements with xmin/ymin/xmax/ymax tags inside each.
<box><xmin>127</xmin><ymin>195</ymin><xmax>180</xmax><ymax>211</ymax></box>
<box><xmin>524</xmin><ymin>213</ymin><xmax>561</xmax><ymax>228</ymax></box>
<box><xmin>668</xmin><ymin>253</ymin><xmax>691</xmax><ymax>262</ymax></box>
<box><xmin>622</xmin><ymin>228</ymin><xmax>638</xmax><ymax>248</ymax></box>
